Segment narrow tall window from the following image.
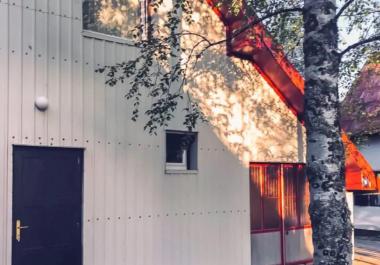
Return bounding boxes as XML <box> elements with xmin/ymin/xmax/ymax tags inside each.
<box><xmin>250</xmin><ymin>164</ymin><xmax>281</xmax><ymax>232</ymax></box>
<box><xmin>83</xmin><ymin>0</ymin><xmax>142</xmax><ymax>39</ymax></box>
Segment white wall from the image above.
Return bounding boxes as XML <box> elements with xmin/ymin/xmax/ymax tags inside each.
<box><xmin>0</xmin><ymin>1</ymin><xmax>304</xmax><ymax>265</ymax></box>
<box><xmin>354</xmin><ymin>206</ymin><xmax>380</xmax><ymax>231</ymax></box>
<box><xmin>358</xmin><ymin>135</ymin><xmax>380</xmax><ymax>171</ymax></box>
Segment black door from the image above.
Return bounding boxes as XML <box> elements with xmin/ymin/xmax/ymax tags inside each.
<box><xmin>12</xmin><ymin>146</ymin><xmax>83</xmax><ymax>265</ymax></box>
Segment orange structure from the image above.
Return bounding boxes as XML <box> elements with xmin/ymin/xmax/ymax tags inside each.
<box><xmin>206</xmin><ymin>0</ymin><xmax>379</xmax><ymax>192</ymax></box>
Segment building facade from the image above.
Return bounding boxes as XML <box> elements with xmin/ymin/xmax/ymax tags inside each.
<box><xmin>0</xmin><ymin>1</ymin><xmax>364</xmax><ymax>265</ymax></box>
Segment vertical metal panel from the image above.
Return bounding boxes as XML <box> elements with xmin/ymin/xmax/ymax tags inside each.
<box><xmin>104</xmin><ymin>41</ymin><xmax>116</xmax><ymax>265</ymax></box>
<box><xmin>46</xmin><ymin>0</ymin><xmax>61</xmax><ymax>146</ymax></box>
<box><xmin>35</xmin><ymin>0</ymin><xmax>48</xmax><ymax>145</ymax></box>
<box><xmin>93</xmin><ymin>39</ymin><xmax>106</xmax><ymax>265</ymax></box>
<box><xmin>114</xmin><ymin>43</ymin><xmax>127</xmax><ymax>265</ymax></box>
<box><xmin>0</xmin><ymin>2</ymin><xmax>9</xmax><ymax>265</ymax></box>
<box><xmin>71</xmin><ymin>5</ymin><xmax>83</xmax><ymax>147</ymax></box>
<box><xmin>8</xmin><ymin>3</ymin><xmax>23</xmax><ymax>143</ymax></box>
<box><xmin>82</xmin><ymin>36</ymin><xmax>95</xmax><ymax>265</ymax></box>
<box><xmin>59</xmin><ymin>0</ymin><xmax>73</xmax><ymax>146</ymax></box>
<box><xmin>21</xmin><ymin>0</ymin><xmax>36</xmax><ymax>145</ymax></box>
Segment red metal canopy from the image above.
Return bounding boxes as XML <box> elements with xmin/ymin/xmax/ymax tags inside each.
<box><xmin>206</xmin><ymin>0</ymin><xmax>379</xmax><ymax>192</ymax></box>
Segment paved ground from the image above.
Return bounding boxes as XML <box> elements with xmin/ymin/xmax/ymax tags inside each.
<box><xmin>354</xmin><ymin>232</ymin><xmax>380</xmax><ymax>265</ymax></box>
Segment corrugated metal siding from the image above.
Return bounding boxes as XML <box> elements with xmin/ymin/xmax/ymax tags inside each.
<box><xmin>0</xmin><ymin>1</ymin><xmax>9</xmax><ymax>264</ymax></box>
<box><xmin>0</xmin><ymin>1</ymin><xmax>252</xmax><ymax>265</ymax></box>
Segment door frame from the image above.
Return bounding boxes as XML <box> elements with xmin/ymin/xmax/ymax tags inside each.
<box><xmin>8</xmin><ymin>145</ymin><xmax>85</xmax><ymax>265</ymax></box>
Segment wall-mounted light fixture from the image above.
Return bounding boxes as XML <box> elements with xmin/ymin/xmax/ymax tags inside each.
<box><xmin>35</xmin><ymin>96</ymin><xmax>49</xmax><ymax>111</ymax></box>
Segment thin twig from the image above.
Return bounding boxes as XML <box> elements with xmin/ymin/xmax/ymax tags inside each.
<box><xmin>339</xmin><ymin>35</ymin><xmax>380</xmax><ymax>57</ymax></box>
<box><xmin>335</xmin><ymin>0</ymin><xmax>356</xmax><ymax>20</ymax></box>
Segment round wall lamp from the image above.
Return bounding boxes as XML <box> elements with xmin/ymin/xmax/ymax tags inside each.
<box><xmin>35</xmin><ymin>96</ymin><xmax>49</xmax><ymax>111</ymax></box>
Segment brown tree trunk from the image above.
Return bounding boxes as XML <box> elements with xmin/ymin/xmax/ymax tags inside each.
<box><xmin>303</xmin><ymin>0</ymin><xmax>353</xmax><ymax>264</ymax></box>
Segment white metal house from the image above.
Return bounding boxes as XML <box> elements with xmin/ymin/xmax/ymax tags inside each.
<box><xmin>0</xmin><ymin>1</ymin><xmax>364</xmax><ymax>265</ymax></box>
<box><xmin>341</xmin><ymin>60</ymin><xmax>380</xmax><ymax>231</ymax></box>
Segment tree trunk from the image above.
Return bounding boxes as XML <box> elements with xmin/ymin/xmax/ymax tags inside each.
<box><xmin>303</xmin><ymin>1</ymin><xmax>353</xmax><ymax>264</ymax></box>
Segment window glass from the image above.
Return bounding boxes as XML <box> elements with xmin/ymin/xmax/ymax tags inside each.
<box><xmin>284</xmin><ymin>165</ymin><xmax>298</xmax><ymax>228</ymax></box>
<box><xmin>297</xmin><ymin>166</ymin><xmax>311</xmax><ymax>226</ymax></box>
<box><xmin>166</xmin><ymin>131</ymin><xmax>197</xmax><ymax>171</ymax></box>
<box><xmin>250</xmin><ymin>165</ymin><xmax>263</xmax><ymax>231</ymax></box>
<box><xmin>166</xmin><ymin>133</ymin><xmax>187</xmax><ymax>163</ymax></box>
<box><xmin>83</xmin><ymin>0</ymin><xmax>141</xmax><ymax>39</ymax></box>
<box><xmin>262</xmin><ymin>165</ymin><xmax>280</xmax><ymax>229</ymax></box>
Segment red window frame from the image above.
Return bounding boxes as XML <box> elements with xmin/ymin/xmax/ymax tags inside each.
<box><xmin>250</xmin><ymin>163</ymin><xmax>311</xmax><ymax>234</ymax></box>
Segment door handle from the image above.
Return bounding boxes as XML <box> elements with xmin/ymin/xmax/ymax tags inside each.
<box><xmin>16</xmin><ymin>219</ymin><xmax>29</xmax><ymax>242</ymax></box>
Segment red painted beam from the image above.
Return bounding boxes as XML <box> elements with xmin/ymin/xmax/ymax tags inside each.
<box><xmin>206</xmin><ymin>0</ymin><xmax>378</xmax><ymax>191</ymax></box>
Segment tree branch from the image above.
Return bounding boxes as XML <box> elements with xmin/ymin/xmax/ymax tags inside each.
<box><xmin>339</xmin><ymin>35</ymin><xmax>380</xmax><ymax>57</ymax></box>
<box><xmin>334</xmin><ymin>0</ymin><xmax>355</xmax><ymax>20</ymax></box>
<box><xmin>194</xmin><ymin>7</ymin><xmax>303</xmax><ymax>54</ymax></box>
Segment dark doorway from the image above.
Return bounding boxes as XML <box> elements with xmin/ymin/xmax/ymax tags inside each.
<box><xmin>12</xmin><ymin>146</ymin><xmax>83</xmax><ymax>265</ymax></box>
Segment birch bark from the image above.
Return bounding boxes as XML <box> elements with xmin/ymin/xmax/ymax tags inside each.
<box><xmin>303</xmin><ymin>1</ymin><xmax>352</xmax><ymax>264</ymax></box>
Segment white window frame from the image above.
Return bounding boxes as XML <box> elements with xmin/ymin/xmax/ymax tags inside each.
<box><xmin>165</xmin><ymin>149</ymin><xmax>187</xmax><ymax>171</ymax></box>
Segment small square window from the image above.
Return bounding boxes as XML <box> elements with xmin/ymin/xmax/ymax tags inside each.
<box><xmin>165</xmin><ymin>131</ymin><xmax>198</xmax><ymax>172</ymax></box>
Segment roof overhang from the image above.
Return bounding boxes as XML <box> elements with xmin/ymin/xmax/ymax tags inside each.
<box><xmin>206</xmin><ymin>0</ymin><xmax>379</xmax><ymax>192</ymax></box>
